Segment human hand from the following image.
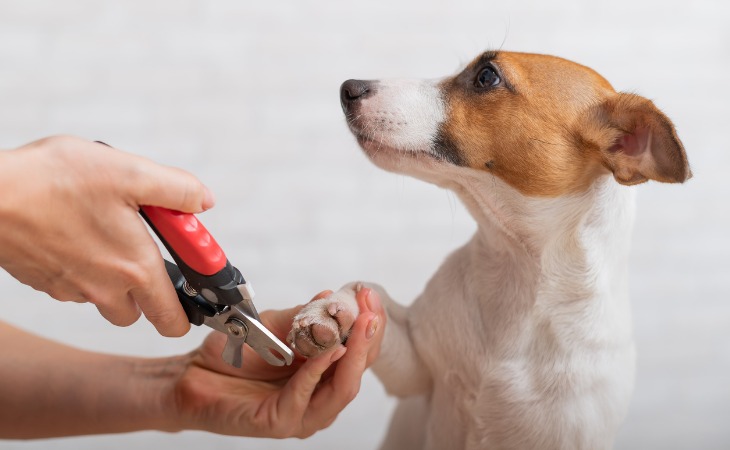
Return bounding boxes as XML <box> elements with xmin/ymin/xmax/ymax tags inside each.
<box><xmin>166</xmin><ymin>288</ymin><xmax>385</xmax><ymax>438</ymax></box>
<box><xmin>0</xmin><ymin>136</ymin><xmax>214</xmax><ymax>336</ymax></box>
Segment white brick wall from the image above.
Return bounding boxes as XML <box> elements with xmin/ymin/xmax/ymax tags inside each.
<box><xmin>1</xmin><ymin>0</ymin><xmax>728</xmax><ymax>449</ymax></box>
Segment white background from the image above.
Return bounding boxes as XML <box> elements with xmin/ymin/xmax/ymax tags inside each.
<box><xmin>0</xmin><ymin>1</ymin><xmax>728</xmax><ymax>449</ymax></box>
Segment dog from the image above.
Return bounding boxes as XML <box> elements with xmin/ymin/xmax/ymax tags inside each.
<box><xmin>287</xmin><ymin>50</ymin><xmax>690</xmax><ymax>449</ymax></box>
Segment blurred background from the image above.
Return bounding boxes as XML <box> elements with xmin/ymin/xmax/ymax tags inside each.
<box><xmin>0</xmin><ymin>0</ymin><xmax>728</xmax><ymax>449</ymax></box>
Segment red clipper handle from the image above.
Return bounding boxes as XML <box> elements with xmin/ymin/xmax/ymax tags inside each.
<box><xmin>140</xmin><ymin>206</ymin><xmax>227</xmax><ymax>276</ymax></box>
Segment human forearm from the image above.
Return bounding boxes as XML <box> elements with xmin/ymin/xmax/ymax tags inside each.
<box><xmin>0</xmin><ymin>321</ymin><xmax>183</xmax><ymax>438</ymax></box>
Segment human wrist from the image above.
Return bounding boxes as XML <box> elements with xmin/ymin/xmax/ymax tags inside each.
<box><xmin>118</xmin><ymin>354</ymin><xmax>193</xmax><ymax>433</ymax></box>
<box><xmin>72</xmin><ymin>353</ymin><xmax>193</xmax><ymax>436</ymax></box>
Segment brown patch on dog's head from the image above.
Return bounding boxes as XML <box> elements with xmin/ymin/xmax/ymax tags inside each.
<box><xmin>435</xmin><ymin>51</ymin><xmax>690</xmax><ymax>196</ymax></box>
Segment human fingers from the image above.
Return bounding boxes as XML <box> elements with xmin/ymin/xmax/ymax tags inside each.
<box><xmin>356</xmin><ymin>286</ymin><xmax>384</xmax><ymax>316</ymax></box>
<box><xmin>301</xmin><ymin>309</ymin><xmax>376</xmax><ymax>430</ymax></box>
<box><xmin>275</xmin><ymin>345</ymin><xmax>347</xmax><ymax>437</ymax></box>
<box><xmin>355</xmin><ymin>288</ymin><xmax>385</xmax><ymax>365</ymax></box>
<box><xmin>128</xmin><ymin>257</ymin><xmax>191</xmax><ymax>337</ymax></box>
<box><xmin>130</xmin><ymin>288</ymin><xmax>190</xmax><ymax>337</ymax></box>
<box><xmin>94</xmin><ymin>294</ymin><xmax>142</xmax><ymax>327</ymax></box>
<box><xmin>113</xmin><ymin>148</ymin><xmax>214</xmax><ymax>213</ymax></box>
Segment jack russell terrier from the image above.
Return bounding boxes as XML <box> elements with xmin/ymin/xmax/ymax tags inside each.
<box><xmin>288</xmin><ymin>50</ymin><xmax>690</xmax><ymax>450</ymax></box>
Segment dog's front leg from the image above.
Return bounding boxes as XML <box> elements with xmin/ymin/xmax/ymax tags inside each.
<box><xmin>288</xmin><ymin>282</ymin><xmax>432</xmax><ymax>397</ymax></box>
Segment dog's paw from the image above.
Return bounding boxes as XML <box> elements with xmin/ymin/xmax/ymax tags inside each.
<box><xmin>288</xmin><ymin>286</ymin><xmax>361</xmax><ymax>357</ymax></box>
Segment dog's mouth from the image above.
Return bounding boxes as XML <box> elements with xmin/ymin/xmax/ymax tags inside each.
<box><xmin>349</xmin><ymin>126</ymin><xmax>463</xmax><ymax>167</ymax></box>
<box><xmin>351</xmin><ymin>130</ymin><xmax>434</xmax><ymax>161</ymax></box>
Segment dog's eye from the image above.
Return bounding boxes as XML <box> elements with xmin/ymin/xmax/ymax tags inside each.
<box><xmin>475</xmin><ymin>66</ymin><xmax>501</xmax><ymax>88</ymax></box>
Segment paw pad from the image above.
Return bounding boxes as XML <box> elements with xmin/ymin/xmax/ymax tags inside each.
<box><xmin>287</xmin><ymin>291</ymin><xmax>359</xmax><ymax>357</ymax></box>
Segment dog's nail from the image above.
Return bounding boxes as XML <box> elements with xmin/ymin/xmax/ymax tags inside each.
<box><xmin>355</xmin><ymin>282</ymin><xmax>364</xmax><ymax>292</ymax></box>
<box><xmin>366</xmin><ymin>315</ymin><xmax>379</xmax><ymax>340</ymax></box>
<box><xmin>330</xmin><ymin>346</ymin><xmax>347</xmax><ymax>362</ymax></box>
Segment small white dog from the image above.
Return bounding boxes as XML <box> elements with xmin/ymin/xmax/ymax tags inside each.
<box><xmin>288</xmin><ymin>51</ymin><xmax>690</xmax><ymax>449</ymax></box>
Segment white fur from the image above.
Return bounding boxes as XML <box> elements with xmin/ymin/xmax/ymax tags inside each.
<box><xmin>296</xmin><ymin>78</ymin><xmax>638</xmax><ymax>449</ymax></box>
<box><xmin>349</xmin><ymin>79</ymin><xmax>444</xmax><ymax>156</ymax></box>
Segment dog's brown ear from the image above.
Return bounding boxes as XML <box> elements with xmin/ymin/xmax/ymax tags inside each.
<box><xmin>580</xmin><ymin>93</ymin><xmax>691</xmax><ymax>185</ymax></box>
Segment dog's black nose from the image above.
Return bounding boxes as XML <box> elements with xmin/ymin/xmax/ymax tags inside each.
<box><xmin>340</xmin><ymin>79</ymin><xmax>374</xmax><ymax>112</ymax></box>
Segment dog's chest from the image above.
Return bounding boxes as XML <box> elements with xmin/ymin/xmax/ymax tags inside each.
<box><xmin>401</xmin><ymin>239</ymin><xmax>636</xmax><ymax>448</ymax></box>
<box><xmin>402</xmin><ymin>250</ymin><xmax>544</xmax><ymax>445</ymax></box>
<box><xmin>407</xmin><ymin>244</ymin><xmax>539</xmax><ymax>393</ymax></box>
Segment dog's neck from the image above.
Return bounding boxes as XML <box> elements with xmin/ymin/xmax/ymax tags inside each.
<box><xmin>452</xmin><ymin>172</ymin><xmax>632</xmax><ymax>256</ymax></box>
<box><xmin>445</xmin><ymin>171</ymin><xmax>636</xmax><ymax>338</ymax></box>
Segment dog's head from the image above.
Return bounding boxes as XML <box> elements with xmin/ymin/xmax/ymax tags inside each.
<box><xmin>340</xmin><ymin>51</ymin><xmax>690</xmax><ymax>200</ymax></box>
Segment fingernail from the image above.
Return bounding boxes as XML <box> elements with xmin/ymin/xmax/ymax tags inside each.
<box><xmin>330</xmin><ymin>346</ymin><xmax>347</xmax><ymax>362</ymax></box>
<box><xmin>366</xmin><ymin>315</ymin><xmax>379</xmax><ymax>340</ymax></box>
<box><xmin>202</xmin><ymin>186</ymin><xmax>216</xmax><ymax>210</ymax></box>
<box><xmin>365</xmin><ymin>288</ymin><xmax>379</xmax><ymax>312</ymax></box>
